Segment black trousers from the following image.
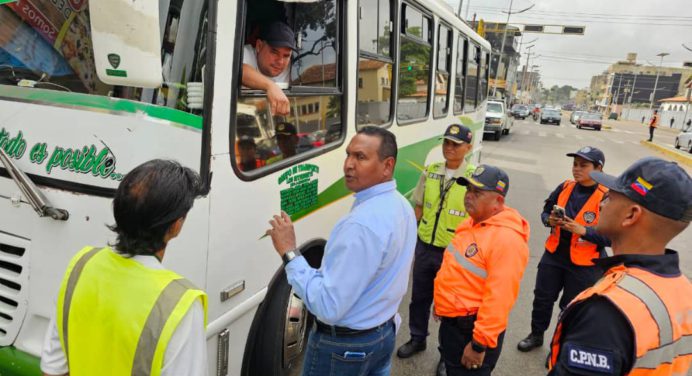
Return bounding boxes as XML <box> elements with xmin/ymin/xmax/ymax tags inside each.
<box><xmin>649</xmin><ymin>126</ymin><xmax>655</xmax><ymax>141</ymax></box>
<box><xmin>407</xmin><ymin>238</ymin><xmax>445</xmax><ymax>342</ymax></box>
<box><xmin>439</xmin><ymin>316</ymin><xmax>505</xmax><ymax>376</ymax></box>
<box><xmin>530</xmin><ymin>251</ymin><xmax>603</xmax><ymax>334</ymax></box>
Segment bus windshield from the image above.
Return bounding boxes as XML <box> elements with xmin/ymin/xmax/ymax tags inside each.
<box><xmin>0</xmin><ymin>0</ymin><xmax>208</xmax><ymax>115</ymax></box>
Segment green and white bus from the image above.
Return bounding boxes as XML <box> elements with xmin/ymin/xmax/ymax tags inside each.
<box><xmin>0</xmin><ymin>0</ymin><xmax>490</xmax><ymax>374</ymax></box>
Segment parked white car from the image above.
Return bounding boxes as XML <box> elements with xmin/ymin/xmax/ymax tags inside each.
<box><xmin>485</xmin><ymin>100</ymin><xmax>512</xmax><ymax>140</ymax></box>
<box><xmin>674</xmin><ymin>126</ymin><xmax>692</xmax><ymax>153</ymax></box>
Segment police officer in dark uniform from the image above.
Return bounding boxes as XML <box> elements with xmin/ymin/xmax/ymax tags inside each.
<box><xmin>397</xmin><ymin>124</ymin><xmax>476</xmax><ymax>368</ymax></box>
<box><xmin>547</xmin><ymin>157</ymin><xmax>692</xmax><ymax>375</ymax></box>
<box><xmin>518</xmin><ymin>147</ymin><xmax>611</xmax><ymax>352</ymax></box>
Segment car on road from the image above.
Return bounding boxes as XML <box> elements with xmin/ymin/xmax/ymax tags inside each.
<box><xmin>485</xmin><ymin>100</ymin><xmax>511</xmax><ymax>140</ymax></box>
<box><xmin>576</xmin><ymin>113</ymin><xmax>603</xmax><ymax>131</ymax></box>
<box><xmin>540</xmin><ymin>109</ymin><xmax>562</xmax><ymax>125</ymax></box>
<box><xmin>570</xmin><ymin>111</ymin><xmax>587</xmax><ymax>124</ymax></box>
<box><xmin>674</xmin><ymin>126</ymin><xmax>692</xmax><ymax>153</ymax></box>
<box><xmin>510</xmin><ymin>104</ymin><xmax>530</xmax><ymax>119</ymax></box>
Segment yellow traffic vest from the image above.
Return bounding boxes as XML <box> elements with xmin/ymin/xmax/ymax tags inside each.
<box><xmin>56</xmin><ymin>246</ymin><xmax>207</xmax><ymax>376</ymax></box>
<box><xmin>418</xmin><ymin>162</ymin><xmax>476</xmax><ymax>247</ymax></box>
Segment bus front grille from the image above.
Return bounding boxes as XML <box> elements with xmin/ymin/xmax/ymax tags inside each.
<box><xmin>0</xmin><ymin>238</ymin><xmax>29</xmax><ymax>346</ymax></box>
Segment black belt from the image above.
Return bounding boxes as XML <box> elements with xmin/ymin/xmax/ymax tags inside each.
<box><xmin>441</xmin><ymin>314</ymin><xmax>478</xmax><ymax>328</ymax></box>
<box><xmin>315</xmin><ymin>317</ymin><xmax>394</xmax><ymax>337</ymax></box>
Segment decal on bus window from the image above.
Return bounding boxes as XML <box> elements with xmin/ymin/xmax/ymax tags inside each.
<box><xmin>278</xmin><ymin>163</ymin><xmax>319</xmax><ymax>216</ymax></box>
<box><xmin>1</xmin><ymin>127</ymin><xmax>124</xmax><ymax>181</ymax></box>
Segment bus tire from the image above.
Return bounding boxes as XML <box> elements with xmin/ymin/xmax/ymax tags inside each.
<box><xmin>242</xmin><ymin>241</ymin><xmax>325</xmax><ymax>376</ymax></box>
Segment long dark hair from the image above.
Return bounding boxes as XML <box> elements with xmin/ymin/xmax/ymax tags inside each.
<box><xmin>109</xmin><ymin>159</ymin><xmax>202</xmax><ymax>257</ymax></box>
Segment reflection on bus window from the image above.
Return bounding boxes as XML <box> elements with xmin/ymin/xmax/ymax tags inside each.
<box><xmin>0</xmin><ymin>1</ymin><xmax>208</xmax><ymax>114</ymax></box>
<box><xmin>235</xmin><ymin>95</ymin><xmax>342</xmax><ymax>172</ymax></box>
<box><xmin>357</xmin><ymin>0</ymin><xmax>393</xmax><ymax>128</ymax></box>
<box><xmin>453</xmin><ymin>36</ymin><xmax>467</xmax><ymax>114</ymax></box>
<box><xmin>433</xmin><ymin>25</ymin><xmax>452</xmax><ymax>118</ymax></box>
<box><xmin>479</xmin><ymin>52</ymin><xmax>489</xmax><ymax>102</ymax></box>
<box><xmin>357</xmin><ymin>58</ymin><xmax>393</xmax><ymax>126</ymax></box>
<box><xmin>465</xmin><ymin>43</ymin><xmax>479</xmax><ymax>111</ymax></box>
<box><xmin>290</xmin><ymin>0</ymin><xmax>338</xmax><ymax>88</ymax></box>
<box><xmin>397</xmin><ymin>4</ymin><xmax>432</xmax><ymax>122</ymax></box>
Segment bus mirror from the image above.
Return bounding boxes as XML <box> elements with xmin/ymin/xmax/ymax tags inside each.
<box><xmin>88</xmin><ymin>0</ymin><xmax>163</xmax><ymax>88</ymax></box>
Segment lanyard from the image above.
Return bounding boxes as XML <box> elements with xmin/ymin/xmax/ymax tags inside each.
<box><xmin>437</xmin><ymin>170</ymin><xmax>457</xmax><ymax>213</ymax></box>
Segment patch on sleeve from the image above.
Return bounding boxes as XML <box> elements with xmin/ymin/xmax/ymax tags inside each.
<box><xmin>565</xmin><ymin>343</ymin><xmax>614</xmax><ymax>374</ymax></box>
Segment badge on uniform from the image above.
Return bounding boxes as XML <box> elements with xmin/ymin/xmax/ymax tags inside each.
<box><xmin>583</xmin><ymin>211</ymin><xmax>596</xmax><ymax>224</ymax></box>
<box><xmin>564</xmin><ymin>343</ymin><xmax>614</xmax><ymax>374</ymax></box>
<box><xmin>450</xmin><ymin>126</ymin><xmax>460</xmax><ymax>134</ymax></box>
<box><xmin>465</xmin><ymin>243</ymin><xmax>479</xmax><ymax>257</ymax></box>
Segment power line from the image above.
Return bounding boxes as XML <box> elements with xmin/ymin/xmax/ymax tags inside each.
<box><xmin>469</xmin><ymin>6</ymin><xmax>692</xmax><ymax>21</ymax></box>
<box><xmin>469</xmin><ymin>8</ymin><xmax>692</xmax><ymax>26</ymax></box>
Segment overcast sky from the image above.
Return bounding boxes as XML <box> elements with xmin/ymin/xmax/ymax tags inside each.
<box><xmin>446</xmin><ymin>0</ymin><xmax>692</xmax><ymax>89</ymax></box>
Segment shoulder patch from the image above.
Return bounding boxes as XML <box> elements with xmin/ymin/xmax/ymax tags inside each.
<box><xmin>564</xmin><ymin>343</ymin><xmax>614</xmax><ymax>374</ymax></box>
<box><xmin>583</xmin><ymin>211</ymin><xmax>596</xmax><ymax>224</ymax></box>
<box><xmin>465</xmin><ymin>243</ymin><xmax>479</xmax><ymax>257</ymax></box>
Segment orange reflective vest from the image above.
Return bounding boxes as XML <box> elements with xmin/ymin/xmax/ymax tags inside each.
<box><xmin>434</xmin><ymin>207</ymin><xmax>530</xmax><ymax>348</ymax></box>
<box><xmin>549</xmin><ymin>265</ymin><xmax>692</xmax><ymax>375</ymax></box>
<box><xmin>545</xmin><ymin>181</ymin><xmax>608</xmax><ymax>266</ymax></box>
<box><xmin>650</xmin><ymin>114</ymin><xmax>660</xmax><ymax>128</ymax></box>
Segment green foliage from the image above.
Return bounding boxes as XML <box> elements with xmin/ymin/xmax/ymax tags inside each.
<box><xmin>540</xmin><ymin>84</ymin><xmax>578</xmax><ymax>105</ymax></box>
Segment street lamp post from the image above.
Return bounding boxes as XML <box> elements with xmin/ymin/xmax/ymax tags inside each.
<box><xmin>649</xmin><ymin>52</ymin><xmax>670</xmax><ymax>111</ymax></box>
<box><xmin>520</xmin><ymin>44</ymin><xmax>535</xmax><ymax>102</ymax></box>
<box><xmin>490</xmin><ymin>1</ymin><xmax>534</xmax><ymax>98</ymax></box>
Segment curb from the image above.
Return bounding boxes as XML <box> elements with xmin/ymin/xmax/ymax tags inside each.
<box><xmin>640</xmin><ymin>141</ymin><xmax>692</xmax><ymax>167</ymax></box>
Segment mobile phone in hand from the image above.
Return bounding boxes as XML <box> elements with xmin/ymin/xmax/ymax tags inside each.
<box><xmin>552</xmin><ymin>205</ymin><xmax>566</xmax><ymax>219</ymax></box>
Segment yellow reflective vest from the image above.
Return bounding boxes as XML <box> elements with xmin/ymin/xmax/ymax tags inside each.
<box><xmin>56</xmin><ymin>246</ymin><xmax>207</xmax><ymax>376</ymax></box>
<box><xmin>418</xmin><ymin>162</ymin><xmax>476</xmax><ymax>247</ymax></box>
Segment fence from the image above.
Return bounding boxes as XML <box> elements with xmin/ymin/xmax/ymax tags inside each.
<box><xmin>620</xmin><ymin>108</ymin><xmax>691</xmax><ymax>130</ymax></box>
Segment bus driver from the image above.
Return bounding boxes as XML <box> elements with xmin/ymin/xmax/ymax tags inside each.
<box><xmin>242</xmin><ymin>21</ymin><xmax>294</xmax><ymax>116</ymax></box>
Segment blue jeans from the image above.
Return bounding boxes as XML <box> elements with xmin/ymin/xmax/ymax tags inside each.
<box><xmin>301</xmin><ymin>321</ymin><xmax>395</xmax><ymax>376</ymax></box>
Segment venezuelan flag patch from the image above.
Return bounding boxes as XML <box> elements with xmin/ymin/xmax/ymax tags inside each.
<box><xmin>630</xmin><ymin>177</ymin><xmax>653</xmax><ymax>196</ymax></box>
<box><xmin>496</xmin><ymin>180</ymin><xmax>506</xmax><ymax>192</ymax></box>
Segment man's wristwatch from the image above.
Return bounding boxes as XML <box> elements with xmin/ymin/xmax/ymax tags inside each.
<box><xmin>471</xmin><ymin>339</ymin><xmax>486</xmax><ymax>353</ymax></box>
<box><xmin>282</xmin><ymin>248</ymin><xmax>301</xmax><ymax>266</ymax></box>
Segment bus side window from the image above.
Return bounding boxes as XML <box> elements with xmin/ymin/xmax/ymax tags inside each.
<box><xmin>397</xmin><ymin>3</ymin><xmax>433</xmax><ymax>123</ymax></box>
<box><xmin>465</xmin><ymin>43</ymin><xmax>479</xmax><ymax>111</ymax></box>
<box><xmin>453</xmin><ymin>35</ymin><xmax>467</xmax><ymax>114</ymax></box>
<box><xmin>479</xmin><ymin>51</ymin><xmax>490</xmax><ymax>102</ymax></box>
<box><xmin>356</xmin><ymin>0</ymin><xmax>394</xmax><ymax>128</ymax></box>
<box><xmin>433</xmin><ymin>24</ymin><xmax>452</xmax><ymax>118</ymax></box>
<box><xmin>235</xmin><ymin>0</ymin><xmax>343</xmax><ymax>177</ymax></box>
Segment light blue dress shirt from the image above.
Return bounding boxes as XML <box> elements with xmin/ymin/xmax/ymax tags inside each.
<box><xmin>285</xmin><ymin>180</ymin><xmax>417</xmax><ymax>329</ymax></box>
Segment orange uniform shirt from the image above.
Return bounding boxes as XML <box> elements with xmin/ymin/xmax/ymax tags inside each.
<box><xmin>434</xmin><ymin>206</ymin><xmax>530</xmax><ymax>348</ymax></box>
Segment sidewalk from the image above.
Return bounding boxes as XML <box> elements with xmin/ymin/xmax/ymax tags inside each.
<box><xmin>603</xmin><ymin>118</ymin><xmax>683</xmax><ymax>135</ymax></box>
<box><xmin>602</xmin><ymin>118</ymin><xmax>692</xmax><ymax>167</ymax></box>
<box><xmin>640</xmin><ymin>140</ymin><xmax>692</xmax><ymax>167</ymax></box>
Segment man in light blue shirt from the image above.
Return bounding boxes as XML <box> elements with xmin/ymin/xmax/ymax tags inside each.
<box><xmin>267</xmin><ymin>126</ymin><xmax>417</xmax><ymax>376</ymax></box>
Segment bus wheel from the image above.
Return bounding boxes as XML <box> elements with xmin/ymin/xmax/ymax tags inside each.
<box><xmin>243</xmin><ymin>268</ymin><xmax>312</xmax><ymax>376</ymax></box>
<box><xmin>243</xmin><ymin>242</ymin><xmax>325</xmax><ymax>376</ymax></box>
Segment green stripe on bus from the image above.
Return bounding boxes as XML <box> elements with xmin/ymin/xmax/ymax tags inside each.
<box><xmin>0</xmin><ymin>86</ymin><xmax>202</xmax><ymax>130</ymax></box>
<box><xmin>289</xmin><ymin>123</ymin><xmax>482</xmax><ymax>222</ymax></box>
<box><xmin>0</xmin><ymin>346</ymin><xmax>41</xmax><ymax>376</ymax></box>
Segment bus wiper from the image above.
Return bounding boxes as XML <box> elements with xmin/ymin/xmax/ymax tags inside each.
<box><xmin>0</xmin><ymin>148</ymin><xmax>69</xmax><ymax>221</ymax></box>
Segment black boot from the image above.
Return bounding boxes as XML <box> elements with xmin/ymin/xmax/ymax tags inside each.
<box><xmin>396</xmin><ymin>339</ymin><xmax>426</xmax><ymax>358</ymax></box>
<box><xmin>517</xmin><ymin>332</ymin><xmax>544</xmax><ymax>352</ymax></box>
<box><xmin>436</xmin><ymin>358</ymin><xmax>446</xmax><ymax>376</ymax></box>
